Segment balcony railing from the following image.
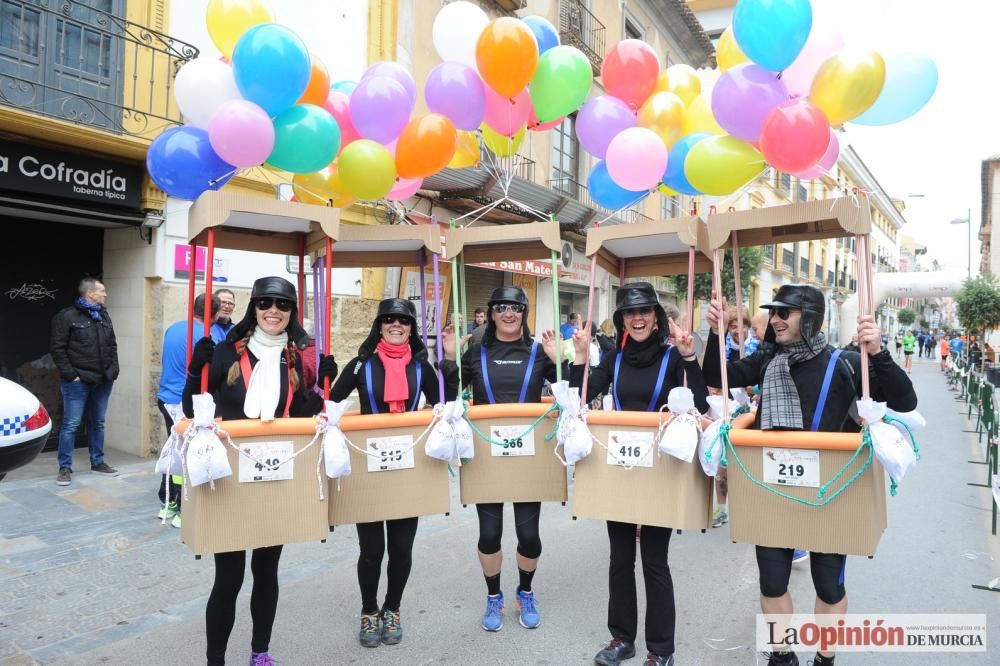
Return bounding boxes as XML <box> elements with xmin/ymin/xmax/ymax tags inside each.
<box><xmin>559</xmin><ymin>0</ymin><xmax>605</xmax><ymax>74</ymax></box>
<box><xmin>548</xmin><ymin>176</ymin><xmax>652</xmax><ymax>224</ymax></box>
<box><xmin>0</xmin><ymin>0</ymin><xmax>197</xmax><ymax>137</ymax></box>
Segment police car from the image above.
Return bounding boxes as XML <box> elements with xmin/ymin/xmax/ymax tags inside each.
<box><xmin>0</xmin><ymin>377</ymin><xmax>51</xmax><ymax>481</ymax></box>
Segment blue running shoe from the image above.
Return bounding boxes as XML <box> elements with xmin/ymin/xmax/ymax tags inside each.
<box><xmin>792</xmin><ymin>549</ymin><xmax>809</xmax><ymax>565</ymax></box>
<box><xmin>515</xmin><ymin>587</ymin><xmax>540</xmax><ymax>628</ymax></box>
<box><xmin>482</xmin><ymin>592</ymin><xmax>504</xmax><ymax>632</ymax></box>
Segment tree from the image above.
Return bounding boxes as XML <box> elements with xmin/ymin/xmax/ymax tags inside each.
<box><xmin>919</xmin><ymin>317</ymin><xmax>930</xmax><ymax>330</ymax></box>
<box><xmin>897</xmin><ymin>308</ymin><xmax>916</xmax><ymax>327</ymax></box>
<box><xmin>955</xmin><ymin>275</ymin><xmax>1000</xmax><ymax>367</ymax></box>
<box><xmin>672</xmin><ymin>246</ymin><xmax>766</xmax><ymax>302</ymax></box>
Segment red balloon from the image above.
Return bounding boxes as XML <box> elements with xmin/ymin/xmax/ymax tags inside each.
<box><xmin>759</xmin><ymin>99</ymin><xmax>831</xmax><ymax>173</ymax></box>
<box><xmin>601</xmin><ymin>39</ymin><xmax>659</xmax><ymax>109</ymax></box>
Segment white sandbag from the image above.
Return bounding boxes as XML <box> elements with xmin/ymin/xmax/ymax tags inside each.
<box><xmin>697</xmin><ymin>395</ymin><xmax>728</xmax><ymax>477</ymax></box>
<box><xmin>425</xmin><ymin>400</ymin><xmax>474</xmax><ymax>462</ymax></box>
<box><xmin>321</xmin><ymin>399</ymin><xmax>353</xmax><ymax>479</ymax></box>
<box><xmin>185</xmin><ymin>394</ymin><xmax>231</xmax><ymax>487</ymax></box>
<box><xmin>551</xmin><ymin>381</ymin><xmax>592</xmax><ymax>464</ymax></box>
<box><xmin>729</xmin><ymin>388</ymin><xmax>751</xmax><ymax>412</ymax></box>
<box><xmin>155</xmin><ymin>427</ymin><xmax>184</xmax><ymax>476</ymax></box>
<box><xmin>859</xmin><ymin>398</ymin><xmax>917</xmax><ymax>489</ymax></box>
<box><xmin>884</xmin><ymin>407</ymin><xmax>926</xmax><ymax>442</ymax></box>
<box><xmin>657</xmin><ymin>387</ymin><xmax>701</xmax><ymax>463</ymax></box>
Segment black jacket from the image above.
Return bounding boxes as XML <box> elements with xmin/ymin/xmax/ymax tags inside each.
<box><xmin>50</xmin><ymin>303</ymin><xmax>119</xmax><ymax>384</ymax></box>
<box><xmin>596</xmin><ymin>333</ymin><xmax>616</xmax><ymax>355</ymax></box>
<box><xmin>443</xmin><ymin>338</ymin><xmax>563</xmax><ymax>403</ymax></box>
<box><xmin>332</xmin><ymin>355</ymin><xmax>440</xmax><ymax>414</ymax></box>
<box><xmin>182</xmin><ymin>341</ymin><xmax>324</xmax><ymax>420</ymax></box>
<box><xmin>702</xmin><ymin>332</ymin><xmax>918</xmax><ymax>432</ymax></box>
<box><xmin>570</xmin><ymin>345</ymin><xmax>710</xmax><ymax>413</ymax></box>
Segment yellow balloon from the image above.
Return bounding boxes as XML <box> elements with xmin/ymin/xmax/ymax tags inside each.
<box><xmin>638</xmin><ymin>92</ymin><xmax>686</xmax><ymax>149</ymax></box>
<box><xmin>684</xmin><ymin>135</ymin><xmax>765</xmax><ymax>196</ymax></box>
<box><xmin>449</xmin><ymin>130</ymin><xmax>480</xmax><ymax>169</ymax></box>
<box><xmin>292</xmin><ymin>163</ymin><xmax>356</xmax><ymax>208</ymax></box>
<box><xmin>206</xmin><ymin>0</ymin><xmax>276</xmax><ymax>58</ymax></box>
<box><xmin>665</xmin><ymin>64</ymin><xmax>701</xmax><ymax>106</ymax></box>
<box><xmin>481</xmin><ymin>123</ymin><xmax>525</xmax><ymax>157</ymax></box>
<box><xmin>716</xmin><ymin>26</ymin><xmax>749</xmax><ymax>72</ymax></box>
<box><xmin>809</xmin><ymin>49</ymin><xmax>886</xmax><ymax>126</ymax></box>
<box><xmin>658</xmin><ymin>183</ymin><xmax>681</xmax><ymax>198</ymax></box>
<box><xmin>684</xmin><ymin>90</ymin><xmax>725</xmax><ymax>136</ymax></box>
<box><xmin>654</xmin><ymin>70</ymin><xmax>670</xmax><ymax>94</ymax></box>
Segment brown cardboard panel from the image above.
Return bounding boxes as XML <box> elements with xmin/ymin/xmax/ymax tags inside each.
<box><xmin>584</xmin><ymin>217</ymin><xmax>711</xmax><ymax>277</ymax></box>
<box><xmin>727</xmin><ymin>444</ymin><xmax>887</xmax><ymax>556</ymax></box>
<box><xmin>180</xmin><ymin>431</ymin><xmax>329</xmax><ymax>556</ymax></box>
<box><xmin>328</xmin><ymin>423</ymin><xmax>451</xmax><ymax>525</ymax></box>
<box><xmin>459</xmin><ymin>415</ymin><xmax>568</xmax><ymax>504</ymax></box>
<box><xmin>572</xmin><ymin>423</ymin><xmax>713</xmax><ymax>530</ymax></box>
<box><xmin>332</xmin><ymin>223</ymin><xmax>442</xmax><ymax>268</ymax></box>
<box><xmin>187</xmin><ymin>190</ymin><xmax>339</xmax><ymax>255</ymax></box>
<box><xmin>445</xmin><ymin>220</ymin><xmax>561</xmax><ymax>262</ymax></box>
<box><xmin>700</xmin><ymin>197</ymin><xmax>870</xmax><ymax>251</ymax></box>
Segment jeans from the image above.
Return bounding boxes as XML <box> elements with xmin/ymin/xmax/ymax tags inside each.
<box><xmin>57</xmin><ymin>379</ymin><xmax>113</xmax><ymax>470</ymax></box>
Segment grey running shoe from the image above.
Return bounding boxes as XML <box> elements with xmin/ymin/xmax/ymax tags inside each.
<box><xmin>380</xmin><ymin>608</ymin><xmax>402</xmax><ymax>645</ymax></box>
<box><xmin>359</xmin><ymin>612</ymin><xmax>381</xmax><ymax>648</ymax></box>
<box><xmin>56</xmin><ymin>468</ymin><xmax>72</xmax><ymax>486</ymax></box>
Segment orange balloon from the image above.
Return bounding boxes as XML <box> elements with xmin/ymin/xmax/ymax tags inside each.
<box><xmin>476</xmin><ymin>18</ymin><xmax>539</xmax><ymax>99</ymax></box>
<box><xmin>292</xmin><ymin>162</ymin><xmax>356</xmax><ymax>208</ymax></box>
<box><xmin>449</xmin><ymin>130</ymin><xmax>480</xmax><ymax>169</ymax></box>
<box><xmin>396</xmin><ymin>113</ymin><xmax>458</xmax><ymax>179</ymax></box>
<box><xmin>297</xmin><ymin>54</ymin><xmax>331</xmax><ymax>106</ymax></box>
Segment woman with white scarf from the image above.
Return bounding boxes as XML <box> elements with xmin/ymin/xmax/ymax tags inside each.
<box><xmin>183</xmin><ymin>276</ymin><xmax>337</xmax><ymax>666</ymax></box>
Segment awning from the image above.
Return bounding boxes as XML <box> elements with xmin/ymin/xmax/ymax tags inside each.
<box><xmin>0</xmin><ymin>194</ymin><xmax>145</xmax><ymax>228</ymax></box>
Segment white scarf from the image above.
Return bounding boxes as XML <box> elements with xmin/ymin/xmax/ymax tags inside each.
<box><xmin>243</xmin><ymin>328</ymin><xmax>289</xmax><ymax>421</ymax></box>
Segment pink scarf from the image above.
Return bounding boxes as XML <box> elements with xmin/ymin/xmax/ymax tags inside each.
<box><xmin>376</xmin><ymin>339</ymin><xmax>412</xmax><ymax>413</ymax></box>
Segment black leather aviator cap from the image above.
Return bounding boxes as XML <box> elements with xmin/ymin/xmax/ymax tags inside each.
<box><xmin>762</xmin><ymin>284</ymin><xmax>826</xmax><ymax>341</ymax></box>
<box><xmin>487</xmin><ymin>286</ymin><xmax>529</xmax><ymax>306</ymax></box>
<box><xmin>228</xmin><ymin>276</ymin><xmax>309</xmax><ymax>349</ymax></box>
<box><xmin>377</xmin><ymin>297</ymin><xmax>417</xmax><ymax>322</ymax></box>
<box><xmin>484</xmin><ymin>286</ymin><xmax>532</xmax><ymax>345</ymax></box>
<box><xmin>251</xmin><ymin>276</ymin><xmax>297</xmax><ymax>302</ymax></box>
<box><xmin>357</xmin><ymin>298</ymin><xmax>427</xmax><ymax>361</ymax></box>
<box><xmin>613</xmin><ymin>282</ymin><xmax>670</xmax><ymax>348</ymax></box>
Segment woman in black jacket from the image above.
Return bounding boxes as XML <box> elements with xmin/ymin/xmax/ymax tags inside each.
<box><xmin>183</xmin><ymin>276</ymin><xmax>336</xmax><ymax>666</ymax></box>
<box><xmin>330</xmin><ymin>298</ymin><xmax>440</xmax><ymax>648</ymax></box>
<box><xmin>440</xmin><ymin>286</ymin><xmax>562</xmax><ymax>634</ymax></box>
<box><xmin>570</xmin><ymin>282</ymin><xmax>707</xmax><ymax>666</ymax></box>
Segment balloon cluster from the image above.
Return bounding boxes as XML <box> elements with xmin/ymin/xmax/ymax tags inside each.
<box><xmin>585</xmin><ymin>0</ymin><xmax>938</xmax><ymax>206</ymax></box>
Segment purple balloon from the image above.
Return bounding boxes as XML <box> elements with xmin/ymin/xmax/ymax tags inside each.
<box><xmin>576</xmin><ymin>95</ymin><xmax>636</xmax><ymax>159</ymax></box>
<box><xmin>425</xmin><ymin>62</ymin><xmax>486</xmax><ymax>131</ymax></box>
<box><xmin>711</xmin><ymin>63</ymin><xmax>789</xmax><ymax>142</ymax></box>
<box><xmin>362</xmin><ymin>61</ymin><xmax>417</xmax><ymax>109</ymax></box>
<box><xmin>350</xmin><ymin>76</ymin><xmax>411</xmax><ymax>144</ymax></box>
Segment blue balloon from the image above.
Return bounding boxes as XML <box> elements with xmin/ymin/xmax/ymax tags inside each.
<box><xmin>733</xmin><ymin>0</ymin><xmax>812</xmax><ymax>72</ymax></box>
<box><xmin>147</xmin><ymin>127</ymin><xmax>234</xmax><ymax>200</ymax></box>
<box><xmin>663</xmin><ymin>133</ymin><xmax>711</xmax><ymax>195</ymax></box>
<box><xmin>232</xmin><ymin>24</ymin><xmax>311</xmax><ymax>117</ymax></box>
<box><xmin>331</xmin><ymin>80</ymin><xmax>357</xmax><ymax>95</ymax></box>
<box><xmin>852</xmin><ymin>54</ymin><xmax>938</xmax><ymax>126</ymax></box>
<box><xmin>522</xmin><ymin>16</ymin><xmax>560</xmax><ymax>55</ymax></box>
<box><xmin>588</xmin><ymin>161</ymin><xmax>648</xmax><ymax>211</ymax></box>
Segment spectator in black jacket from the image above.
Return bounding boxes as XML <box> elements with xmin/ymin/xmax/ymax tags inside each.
<box><xmin>50</xmin><ymin>277</ymin><xmax>120</xmax><ymax>486</ymax></box>
<box><xmin>330</xmin><ymin>298</ymin><xmax>440</xmax><ymax>648</ymax></box>
<box><xmin>183</xmin><ymin>276</ymin><xmax>336</xmax><ymax>666</ymax></box>
<box><xmin>703</xmin><ymin>284</ymin><xmax>917</xmax><ymax>666</ymax></box>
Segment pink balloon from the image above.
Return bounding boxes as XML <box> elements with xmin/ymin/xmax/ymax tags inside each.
<box><xmin>207</xmin><ymin>99</ymin><xmax>274</xmax><ymax>167</ymax></box>
<box><xmin>528</xmin><ymin>105</ymin><xmax>564</xmax><ymax>131</ymax></box>
<box><xmin>793</xmin><ymin>129</ymin><xmax>839</xmax><ymax>179</ymax></box>
<box><xmin>781</xmin><ymin>28</ymin><xmax>845</xmax><ymax>98</ymax></box>
<box><xmin>483</xmin><ymin>86</ymin><xmax>531</xmax><ymax>137</ymax></box>
<box><xmin>605</xmin><ymin>127</ymin><xmax>667</xmax><ymax>191</ymax></box>
<box><xmin>387</xmin><ymin>176</ymin><xmax>423</xmax><ymax>200</ymax></box>
<box><xmin>322</xmin><ymin>90</ymin><xmax>360</xmax><ymax>152</ymax></box>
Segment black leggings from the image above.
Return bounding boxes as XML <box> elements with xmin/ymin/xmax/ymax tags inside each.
<box><xmin>206</xmin><ymin>546</ymin><xmax>283</xmax><ymax>665</ymax></box>
<box><xmin>475</xmin><ymin>502</ymin><xmax>542</xmax><ymax>558</ymax></box>
<box><xmin>356</xmin><ymin>517</ymin><xmax>419</xmax><ymax>614</ymax></box>
<box><xmin>756</xmin><ymin>546</ymin><xmax>847</xmax><ymax>605</ymax></box>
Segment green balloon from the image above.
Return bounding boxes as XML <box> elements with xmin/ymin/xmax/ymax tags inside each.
<box><xmin>530</xmin><ymin>45</ymin><xmax>593</xmax><ymax>123</ymax></box>
<box><xmin>684</xmin><ymin>135</ymin><xmax>765</xmax><ymax>196</ymax></box>
<box><xmin>266</xmin><ymin>104</ymin><xmax>340</xmax><ymax>174</ymax></box>
<box><xmin>338</xmin><ymin>139</ymin><xmax>397</xmax><ymax>200</ymax></box>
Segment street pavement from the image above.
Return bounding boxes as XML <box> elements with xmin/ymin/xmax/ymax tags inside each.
<box><xmin>1</xmin><ymin>354</ymin><xmax>999</xmax><ymax>665</ymax></box>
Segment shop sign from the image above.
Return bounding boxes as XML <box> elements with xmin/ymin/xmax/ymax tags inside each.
<box><xmin>0</xmin><ymin>138</ymin><xmax>142</xmax><ymax>209</ymax></box>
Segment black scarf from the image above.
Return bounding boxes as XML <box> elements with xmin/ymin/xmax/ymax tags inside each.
<box><xmin>621</xmin><ymin>333</ymin><xmax>663</xmax><ymax>368</ymax></box>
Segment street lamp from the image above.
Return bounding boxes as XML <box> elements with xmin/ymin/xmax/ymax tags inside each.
<box><xmin>950</xmin><ymin>208</ymin><xmax>972</xmax><ymax>278</ymax></box>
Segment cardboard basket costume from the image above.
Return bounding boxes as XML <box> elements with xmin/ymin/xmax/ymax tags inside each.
<box><xmin>571</xmin><ymin>216</ymin><xmax>714</xmax><ymax>530</ymax></box>
<box><xmin>446</xmin><ymin>220</ymin><xmax>570</xmax><ymax>505</ymax></box>
<box><xmin>701</xmin><ymin>197</ymin><xmax>888</xmax><ymax>557</ymax></box>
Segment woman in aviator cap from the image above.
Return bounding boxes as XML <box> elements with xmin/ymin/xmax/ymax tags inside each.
<box><xmin>184</xmin><ymin>276</ymin><xmax>337</xmax><ymax>666</ymax></box>
<box><xmin>329</xmin><ymin>298</ymin><xmax>441</xmax><ymax>648</ymax></box>
<box><xmin>570</xmin><ymin>281</ymin><xmax>708</xmax><ymax>666</ymax></box>
<box><xmin>441</xmin><ymin>285</ymin><xmax>563</xmax><ymax>634</ymax></box>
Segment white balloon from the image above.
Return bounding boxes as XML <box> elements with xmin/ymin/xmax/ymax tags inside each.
<box><xmin>432</xmin><ymin>1</ymin><xmax>489</xmax><ymax>69</ymax></box>
<box><xmin>174</xmin><ymin>57</ymin><xmax>243</xmax><ymax>129</ymax></box>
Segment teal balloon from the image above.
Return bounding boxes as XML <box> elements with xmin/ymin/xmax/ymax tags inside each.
<box><xmin>663</xmin><ymin>132</ymin><xmax>711</xmax><ymax>195</ymax></box>
<box><xmin>733</xmin><ymin>0</ymin><xmax>812</xmax><ymax>72</ymax></box>
<box><xmin>852</xmin><ymin>54</ymin><xmax>937</xmax><ymax>126</ymax></box>
<box><xmin>266</xmin><ymin>104</ymin><xmax>340</xmax><ymax>174</ymax></box>
<box><xmin>331</xmin><ymin>80</ymin><xmax>357</xmax><ymax>94</ymax></box>
<box><xmin>530</xmin><ymin>45</ymin><xmax>593</xmax><ymax>122</ymax></box>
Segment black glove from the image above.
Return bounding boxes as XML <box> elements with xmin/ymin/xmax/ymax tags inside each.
<box><xmin>317</xmin><ymin>355</ymin><xmax>338</xmax><ymax>384</ymax></box>
<box><xmin>188</xmin><ymin>336</ymin><xmax>215</xmax><ymax>374</ymax></box>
